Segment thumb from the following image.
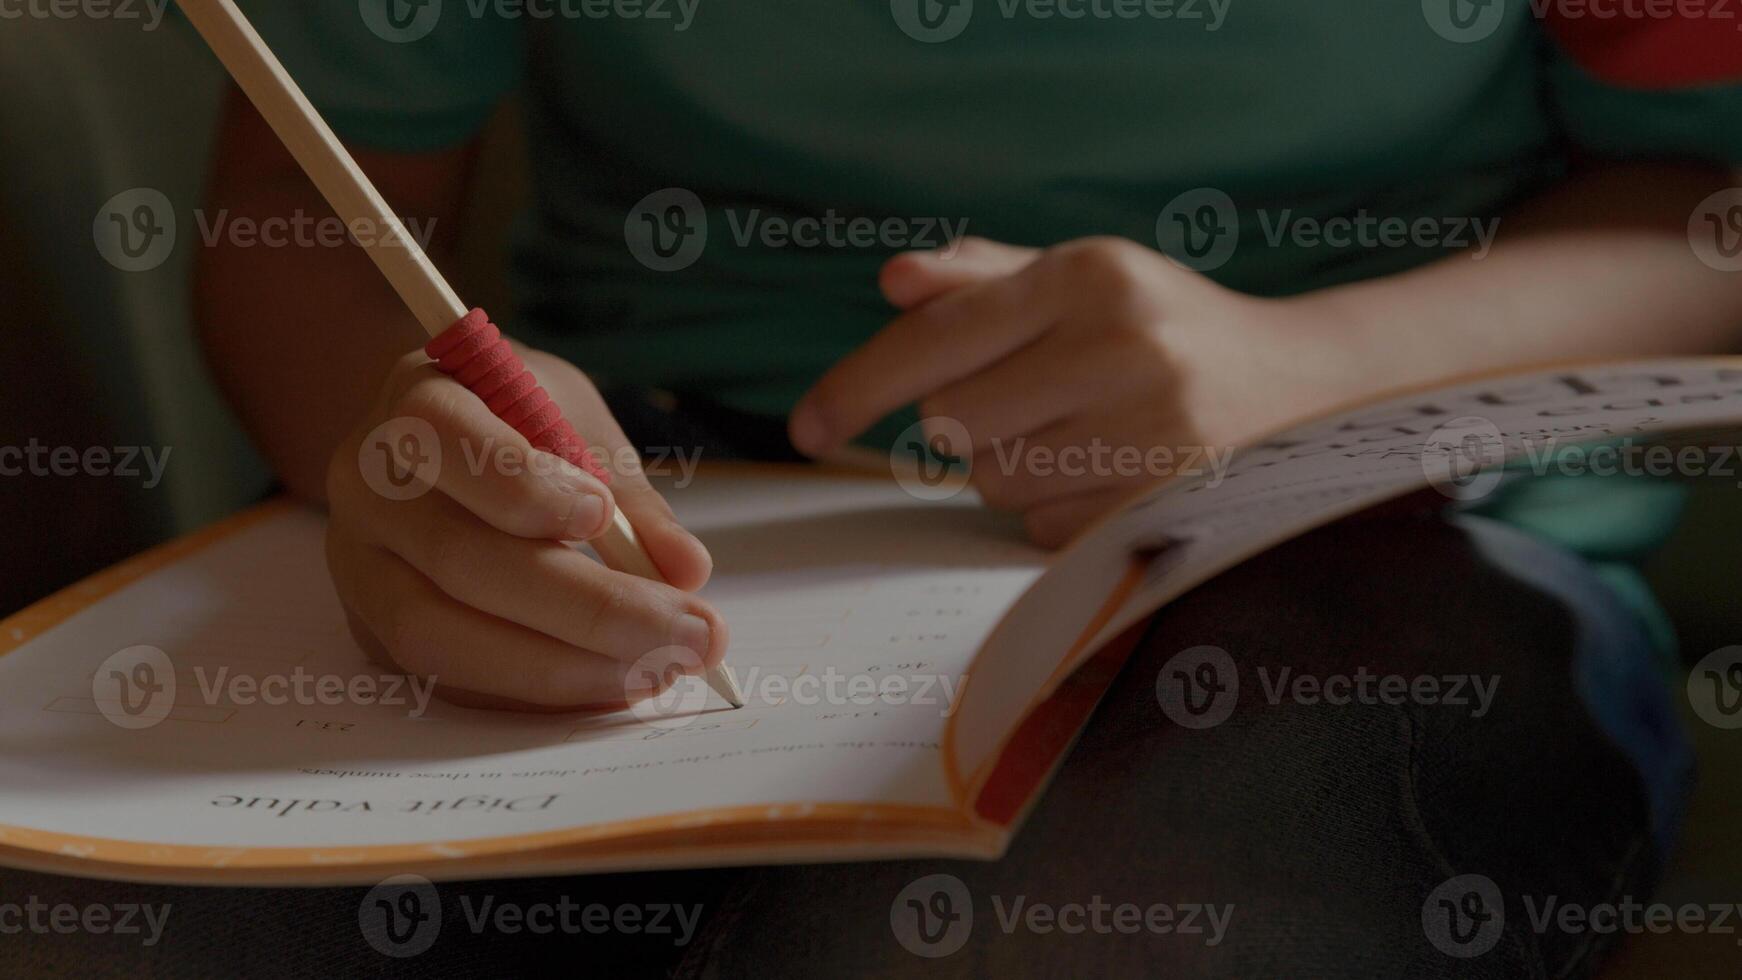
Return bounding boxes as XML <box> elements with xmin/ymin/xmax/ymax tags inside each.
<box><xmin>879</xmin><ymin>236</ymin><xmax>1039</xmax><ymax>309</ymax></box>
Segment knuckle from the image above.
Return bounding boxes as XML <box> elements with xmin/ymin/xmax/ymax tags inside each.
<box><xmin>952</xmin><ymin>235</ymin><xmax>993</xmax><ymax>259</ymax></box>
<box><xmin>573</xmin><ymin>575</ymin><xmax>636</xmax><ymax>646</ymax></box>
<box><xmin>495</xmin><ymin>473</ymin><xmax>562</xmax><ymax>537</ymax></box>
<box><xmin>415</xmin><ymin>532</ymin><xmax>473</xmax><ymax>589</ymax></box>
<box><xmin>386</xmin><ymin>350</ymin><xmax>434</xmax><ymax>391</ymax></box>
<box><xmin>1059</xmin><ymin>236</ymin><xmax>1141</xmax><ymax>283</ymax></box>
<box><xmin>393</xmin><ymin>375</ymin><xmax>466</xmax><ymax>434</ymax></box>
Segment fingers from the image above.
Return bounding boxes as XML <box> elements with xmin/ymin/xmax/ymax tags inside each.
<box><xmin>971</xmin><ymin>412</ymin><xmax>1174</xmax><ymax>515</ymax></box>
<box><xmin>1020</xmin><ymin>486</ymin><xmax>1136</xmax><ymax>549</ymax></box>
<box><xmin>914</xmin><ymin>328</ymin><xmax>1160</xmax><ymax>458</ymax></box>
<box><xmin>532</xmin><ymin>359</ymin><xmax>714</xmax><ymax>591</ymax></box>
<box><xmin>791</xmin><ymin>266</ymin><xmax>1060</xmax><ymax>456</ymax></box>
<box><xmin>328</xmin><ymin>534</ymin><xmax>667</xmax><ymax>709</ymax></box>
<box><xmin>879</xmin><ymin>237</ymin><xmax>1039</xmax><ymax>310</ymax></box>
<box><xmin>349</xmin><ymin>357</ymin><xmax>617</xmax><ymax>544</ymax></box>
<box><xmin>336</xmin><ymin>486</ymin><xmax>726</xmax><ymax>669</ymax></box>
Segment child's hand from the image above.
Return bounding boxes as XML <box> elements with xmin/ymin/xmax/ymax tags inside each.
<box><xmin>790</xmin><ymin>237</ymin><xmax>1358</xmax><ymax>547</ymax></box>
<box><xmin>324</xmin><ymin>349</ymin><xmax>725</xmax><ymax>711</ymax></box>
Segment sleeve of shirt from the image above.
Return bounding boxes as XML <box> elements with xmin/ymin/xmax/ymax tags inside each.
<box><xmin>1540</xmin><ymin>11</ymin><xmax>1742</xmax><ymax>164</ymax></box>
<box><xmin>220</xmin><ymin>0</ymin><xmax>522</xmax><ymax>151</ymax></box>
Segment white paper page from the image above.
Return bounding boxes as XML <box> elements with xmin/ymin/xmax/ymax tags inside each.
<box><xmin>0</xmin><ymin>471</ymin><xmax>1044</xmax><ymax>853</ymax></box>
<box><xmin>950</xmin><ymin>359</ymin><xmax>1742</xmax><ymax>784</ymax></box>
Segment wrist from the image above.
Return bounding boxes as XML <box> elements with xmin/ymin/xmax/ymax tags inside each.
<box><xmin>1275</xmin><ymin>286</ymin><xmax>1458</xmax><ymax>404</ymax></box>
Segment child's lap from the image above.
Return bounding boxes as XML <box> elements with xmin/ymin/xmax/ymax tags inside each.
<box><xmin>0</xmin><ymin>511</ymin><xmax>1678</xmax><ymax>979</ymax></box>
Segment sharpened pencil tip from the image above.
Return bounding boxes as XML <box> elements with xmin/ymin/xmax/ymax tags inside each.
<box><xmin>707</xmin><ymin>665</ymin><xmax>745</xmax><ymax>709</ymax></box>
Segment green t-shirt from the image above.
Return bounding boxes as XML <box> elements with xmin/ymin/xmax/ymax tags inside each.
<box><xmin>220</xmin><ymin>3</ymin><xmax>1741</xmax><ymax>642</ymax></box>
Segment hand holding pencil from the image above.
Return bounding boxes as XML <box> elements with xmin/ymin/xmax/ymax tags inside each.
<box><xmin>178</xmin><ymin>0</ymin><xmax>742</xmax><ymax>710</ymax></box>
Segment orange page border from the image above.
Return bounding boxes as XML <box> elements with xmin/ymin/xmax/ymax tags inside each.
<box><xmin>0</xmin><ymin>469</ymin><xmax>1017</xmax><ymax>877</ymax></box>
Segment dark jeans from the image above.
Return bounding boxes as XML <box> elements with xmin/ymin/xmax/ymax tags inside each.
<box><xmin>0</xmin><ymin>395</ymin><xmax>1687</xmax><ymax>978</ymax></box>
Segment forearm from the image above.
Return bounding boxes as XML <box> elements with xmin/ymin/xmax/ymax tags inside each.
<box><xmin>195</xmin><ymin>194</ymin><xmax>424</xmax><ymax>502</ymax></box>
<box><xmin>194</xmin><ymin>87</ymin><xmax>475</xmax><ymax>502</ymax></box>
<box><xmin>1300</xmin><ymin>163</ymin><xmax>1742</xmax><ymax>394</ymax></box>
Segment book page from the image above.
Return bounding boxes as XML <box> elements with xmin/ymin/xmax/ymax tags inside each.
<box><xmin>0</xmin><ymin>469</ymin><xmax>1044</xmax><ymax>871</ymax></box>
<box><xmin>948</xmin><ymin>359</ymin><xmax>1742</xmax><ymax>788</ymax></box>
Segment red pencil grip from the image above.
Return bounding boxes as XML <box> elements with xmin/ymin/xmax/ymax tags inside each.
<box><xmin>426</xmin><ymin>309</ymin><xmax>611</xmax><ymax>484</ymax></box>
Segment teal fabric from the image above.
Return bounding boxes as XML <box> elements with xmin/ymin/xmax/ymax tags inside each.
<box><xmin>221</xmin><ymin>9</ymin><xmax>1742</xmax><ymax>405</ymax></box>
<box><xmin>217</xmin><ymin>4</ymin><xmax>1742</xmax><ymax>641</ymax></box>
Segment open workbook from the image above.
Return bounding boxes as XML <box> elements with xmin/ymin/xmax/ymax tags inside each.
<box><xmin>2</xmin><ymin>358</ymin><xmax>1741</xmax><ymax>885</ymax></box>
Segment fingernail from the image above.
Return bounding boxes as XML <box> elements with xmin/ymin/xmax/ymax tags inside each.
<box><xmin>564</xmin><ymin>492</ymin><xmax>608</xmax><ymax>541</ymax></box>
<box><xmin>789</xmin><ymin>405</ymin><xmax>827</xmax><ymax>456</ymax></box>
<box><xmin>671</xmin><ymin>614</ymin><xmax>712</xmax><ymax>664</ymax></box>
